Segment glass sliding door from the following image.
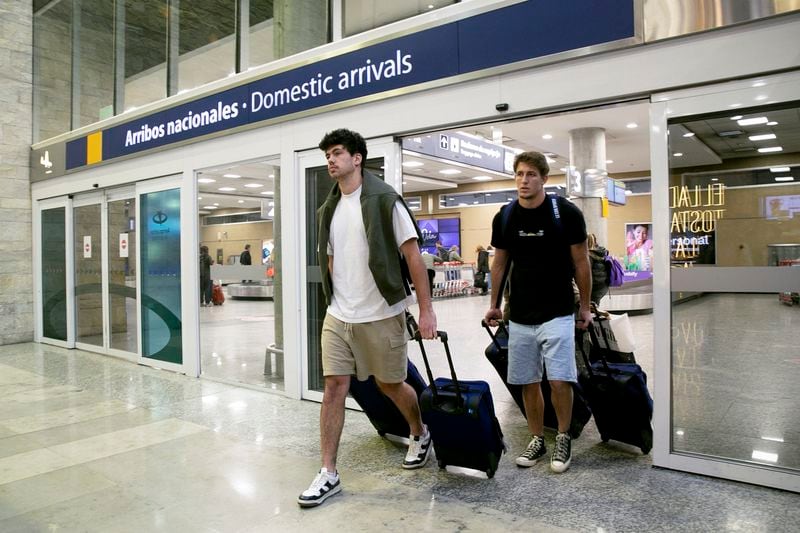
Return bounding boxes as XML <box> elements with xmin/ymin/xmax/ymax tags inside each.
<box><xmin>73</xmin><ymin>200</ymin><xmax>104</xmax><ymax>348</ymax></box>
<box><xmin>651</xmin><ymin>72</ymin><xmax>800</xmax><ymax>492</ymax></box>
<box><xmin>139</xmin><ymin>186</ymin><xmax>182</xmax><ymax>365</ymax></box>
<box><xmin>107</xmin><ymin>195</ymin><xmax>138</xmax><ymax>355</ymax></box>
<box><xmin>40</xmin><ymin>206</ymin><xmax>68</xmax><ymax>343</ymax></box>
<box><xmin>299</xmin><ymin>138</ymin><xmax>401</xmax><ymax>400</ymax></box>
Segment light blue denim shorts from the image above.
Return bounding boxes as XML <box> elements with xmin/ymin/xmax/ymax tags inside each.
<box><xmin>507</xmin><ymin>315</ymin><xmax>577</xmax><ymax>385</ymax></box>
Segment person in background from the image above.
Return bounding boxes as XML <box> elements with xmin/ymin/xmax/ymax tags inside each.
<box><xmin>484</xmin><ymin>151</ymin><xmax>591</xmax><ymax>475</ymax></box>
<box><xmin>448</xmin><ymin>245</ymin><xmax>463</xmax><ymax>263</ymax></box>
<box><xmin>199</xmin><ymin>245</ymin><xmax>214</xmax><ymax>307</ymax></box>
<box><xmin>587</xmin><ymin>233</ymin><xmax>610</xmax><ymax>305</ymax></box>
<box><xmin>421</xmin><ymin>250</ymin><xmax>436</xmax><ymax>295</ymax></box>
<box><xmin>298</xmin><ymin>128</ymin><xmax>437</xmax><ymax>508</ymax></box>
<box><xmin>240</xmin><ymin>243</ymin><xmax>253</xmax><ymax>283</ymax></box>
<box><xmin>435</xmin><ymin>240</ymin><xmax>450</xmax><ymax>263</ymax></box>
<box><xmin>475</xmin><ymin>244</ymin><xmax>490</xmax><ymax>294</ymax></box>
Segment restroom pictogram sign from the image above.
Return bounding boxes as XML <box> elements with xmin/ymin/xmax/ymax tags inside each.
<box><xmin>83</xmin><ymin>236</ymin><xmax>92</xmax><ymax>258</ymax></box>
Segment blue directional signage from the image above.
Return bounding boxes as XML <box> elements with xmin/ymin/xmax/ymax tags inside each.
<box><xmin>402</xmin><ymin>132</ymin><xmax>516</xmax><ymax>174</ymax></box>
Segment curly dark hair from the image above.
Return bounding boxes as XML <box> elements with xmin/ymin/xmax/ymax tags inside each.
<box><xmin>513</xmin><ymin>151</ymin><xmax>549</xmax><ymax>177</ymax></box>
<box><xmin>318</xmin><ymin>128</ymin><xmax>368</xmax><ymax>160</ymax></box>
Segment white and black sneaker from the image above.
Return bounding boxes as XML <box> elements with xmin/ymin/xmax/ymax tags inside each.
<box><xmin>402</xmin><ymin>425</ymin><xmax>432</xmax><ymax>469</ymax></box>
<box><xmin>550</xmin><ymin>432</ymin><xmax>572</xmax><ymax>473</ymax></box>
<box><xmin>516</xmin><ymin>435</ymin><xmax>546</xmax><ymax>467</ymax></box>
<box><xmin>297</xmin><ymin>468</ymin><xmax>341</xmax><ymax>507</ymax></box>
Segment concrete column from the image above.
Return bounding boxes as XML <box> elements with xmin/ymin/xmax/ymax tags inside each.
<box><xmin>0</xmin><ymin>0</ymin><xmax>34</xmax><ymax>344</ymax></box>
<box><xmin>274</xmin><ymin>0</ymin><xmax>328</xmax><ymax>59</ymax></box>
<box><xmin>568</xmin><ymin>127</ymin><xmax>607</xmax><ymax>244</ymax></box>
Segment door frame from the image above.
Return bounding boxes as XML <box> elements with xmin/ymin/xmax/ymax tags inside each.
<box><xmin>650</xmin><ymin>70</ymin><xmax>800</xmax><ymax>492</ymax></box>
<box><xmin>72</xmin><ymin>192</ymin><xmax>107</xmax><ymax>354</ymax></box>
<box><xmin>34</xmin><ymin>196</ymin><xmax>74</xmax><ymax>349</ymax></box>
<box><xmin>297</xmin><ymin>137</ymin><xmax>403</xmax><ymax>405</ymax></box>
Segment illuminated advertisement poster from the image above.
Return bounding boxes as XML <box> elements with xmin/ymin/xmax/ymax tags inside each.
<box><xmin>417</xmin><ymin>217</ymin><xmax>460</xmax><ymax>254</ymax></box>
<box><xmin>670</xmin><ymin>183</ymin><xmax>724</xmax><ymax>265</ymax></box>
<box><xmin>624</xmin><ymin>223</ymin><xmax>654</xmax><ymax>281</ymax></box>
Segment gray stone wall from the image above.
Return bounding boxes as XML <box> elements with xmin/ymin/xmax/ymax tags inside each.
<box><xmin>0</xmin><ymin>1</ymin><xmax>34</xmax><ymax>344</ymax></box>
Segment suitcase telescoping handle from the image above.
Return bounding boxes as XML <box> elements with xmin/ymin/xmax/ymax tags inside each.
<box><xmin>580</xmin><ymin>324</ymin><xmax>616</xmax><ymax>377</ymax></box>
<box><xmin>481</xmin><ymin>318</ymin><xmax>508</xmax><ymax>350</ymax></box>
<box><xmin>405</xmin><ymin>312</ymin><xmax>464</xmax><ymax>407</ymax></box>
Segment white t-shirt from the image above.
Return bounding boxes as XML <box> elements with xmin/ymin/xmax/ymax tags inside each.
<box><xmin>326</xmin><ymin>185</ymin><xmax>418</xmax><ymax>322</ymax></box>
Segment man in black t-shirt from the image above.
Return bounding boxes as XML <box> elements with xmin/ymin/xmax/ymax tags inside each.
<box><xmin>485</xmin><ymin>151</ymin><xmax>592</xmax><ymax>474</ymax></box>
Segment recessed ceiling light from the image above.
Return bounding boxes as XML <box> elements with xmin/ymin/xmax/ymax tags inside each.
<box><xmin>198</xmin><ymin>178</ymin><xmax>216</xmax><ymax>183</ymax></box>
<box><xmin>729</xmin><ymin>103</ymin><xmax>742</xmax><ymax>108</ymax></box>
<box><xmin>244</xmin><ymin>183</ymin><xmax>263</xmax><ymax>188</ymax></box>
<box><xmin>755</xmin><ymin>95</ymin><xmax>768</xmax><ymax>101</ymax></box>
<box><xmin>204</xmin><ymin>205</ymin><xmax>217</xmax><ymax>209</ymax></box>
<box><xmin>682</xmin><ymin>132</ymin><xmax>695</xmax><ymax>138</ymax></box>
<box><xmin>738</xmin><ymin>117</ymin><xmax>768</xmax><ymax>126</ymax></box>
<box><xmin>237</xmin><ymin>200</ymin><xmax>244</xmax><ymax>204</ymax></box>
<box><xmin>730</xmin><ymin>115</ymin><xmax>743</xmax><ymax>120</ymax></box>
<box><xmin>775</xmin><ymin>176</ymin><xmax>794</xmax><ymax>182</ymax></box>
<box><xmin>268</xmin><ymin>174</ymin><xmax>275</xmax><ymax>178</ymax></box>
<box><xmin>197</xmin><ymin>196</ymin><xmax>203</xmax><ymax>200</ymax></box>
<box><xmin>223</xmin><ymin>173</ymin><xmax>241</xmax><ymax>178</ymax></box>
<box><xmin>749</xmin><ymin>133</ymin><xmax>776</xmax><ymax>141</ymax></box>
<box><xmin>260</xmin><ymin>191</ymin><xmax>274</xmax><ymax>195</ymax></box>
<box><xmin>758</xmin><ymin>146</ymin><xmax>783</xmax><ymax>153</ymax></box>
<box><xmin>626</xmin><ymin>122</ymin><xmax>638</xmax><ymax>129</ymax></box>
<box><xmin>770</xmin><ymin>167</ymin><xmax>790</xmax><ymax>173</ymax></box>
<box><xmin>542</xmin><ymin>134</ymin><xmax>553</xmax><ymax>140</ymax></box>
<box><xmin>213</xmin><ymin>203</ymin><xmax>219</xmax><ymax>206</ymax></box>
<box><xmin>472</xmin><ymin>176</ymin><xmax>492</xmax><ymax>181</ymax></box>
<box><xmin>402</xmin><ymin>161</ymin><xmax>424</xmax><ymax>168</ymax></box>
<box><xmin>218</xmin><ymin>187</ymin><xmax>236</xmax><ymax>192</ymax></box>
<box><xmin>606</xmin><ymin>160</ymin><xmax>614</xmax><ymax>164</ymax></box>
<box><xmin>752</xmin><ymin>81</ymin><xmax>766</xmax><ymax>87</ymax></box>
<box><xmin>711</xmin><ymin>178</ymin><xmax>719</xmax><ymax>181</ymax></box>
<box><xmin>439</xmin><ymin>169</ymin><xmax>461</xmax><ymax>175</ymax></box>
<box><xmin>559</xmin><ymin>167</ymin><xmax>568</xmax><ymax>172</ymax></box>
<box><xmin>673</xmin><ymin>152</ymin><xmax>683</xmax><ymax>157</ymax></box>
<box><xmin>766</xmin><ymin>121</ymin><xmax>778</xmax><ymax>126</ymax></box>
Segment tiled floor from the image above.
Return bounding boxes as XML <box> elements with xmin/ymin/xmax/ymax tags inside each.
<box><xmin>0</xmin><ymin>293</ymin><xmax>798</xmax><ymax>532</ymax></box>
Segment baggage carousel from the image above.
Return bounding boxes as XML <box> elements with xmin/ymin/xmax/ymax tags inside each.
<box><xmin>226</xmin><ymin>282</ymin><xmax>274</xmax><ymax>299</ymax></box>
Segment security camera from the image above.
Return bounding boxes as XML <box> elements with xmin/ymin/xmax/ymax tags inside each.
<box><xmin>93</xmin><ymin>183</ymin><xmax>99</xmax><ymax>188</ymax></box>
<box><xmin>495</xmin><ymin>103</ymin><xmax>509</xmax><ymax>112</ymax></box>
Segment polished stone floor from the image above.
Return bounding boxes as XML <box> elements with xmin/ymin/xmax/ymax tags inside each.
<box><xmin>1</xmin><ymin>293</ymin><xmax>798</xmax><ymax>532</ymax></box>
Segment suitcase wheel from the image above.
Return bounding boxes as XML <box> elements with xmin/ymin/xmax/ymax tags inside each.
<box><xmin>437</xmin><ymin>459</ymin><xmax>446</xmax><ymax>470</ymax></box>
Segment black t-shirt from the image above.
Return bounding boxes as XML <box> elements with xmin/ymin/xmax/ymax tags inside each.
<box><xmin>491</xmin><ymin>196</ymin><xmax>587</xmax><ymax>325</ymax></box>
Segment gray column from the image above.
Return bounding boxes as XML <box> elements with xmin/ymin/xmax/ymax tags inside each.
<box><xmin>274</xmin><ymin>0</ymin><xmax>328</xmax><ymax>59</ymax></box>
<box><xmin>0</xmin><ymin>0</ymin><xmax>34</xmax><ymax>344</ymax></box>
<box><xmin>568</xmin><ymin>127</ymin><xmax>607</xmax><ymax>244</ymax></box>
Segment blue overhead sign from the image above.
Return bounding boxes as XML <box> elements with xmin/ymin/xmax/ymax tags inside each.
<box><xmin>58</xmin><ymin>0</ymin><xmax>635</xmax><ymax>172</ymax></box>
<box><xmin>402</xmin><ymin>132</ymin><xmax>516</xmax><ymax>174</ymax></box>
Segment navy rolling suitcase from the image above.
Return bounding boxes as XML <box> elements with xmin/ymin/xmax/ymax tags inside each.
<box><xmin>410</xmin><ymin>316</ymin><xmax>505</xmax><ymax>478</ymax></box>
<box><xmin>579</xmin><ymin>328</ymin><xmax>653</xmax><ymax>454</ymax></box>
<box><xmin>349</xmin><ymin>360</ymin><xmax>427</xmax><ymax>439</ymax></box>
<box><xmin>482</xmin><ymin>320</ymin><xmax>592</xmax><ymax>439</ymax></box>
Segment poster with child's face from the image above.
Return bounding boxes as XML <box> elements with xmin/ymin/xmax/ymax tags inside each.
<box><xmin>624</xmin><ymin>223</ymin><xmax>653</xmax><ymax>271</ymax></box>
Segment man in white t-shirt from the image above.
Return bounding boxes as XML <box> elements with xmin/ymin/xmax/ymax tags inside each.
<box><xmin>298</xmin><ymin>129</ymin><xmax>438</xmax><ymax>508</ymax></box>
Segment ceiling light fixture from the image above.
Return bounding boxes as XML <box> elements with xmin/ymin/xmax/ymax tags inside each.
<box><xmin>203</xmin><ymin>205</ymin><xmax>218</xmax><ymax>209</ymax></box>
<box><xmin>749</xmin><ymin>134</ymin><xmax>777</xmax><ymax>141</ymax></box>
<box><xmin>730</xmin><ymin>115</ymin><xmax>743</xmax><ymax>120</ymax></box>
<box><xmin>218</xmin><ymin>187</ymin><xmax>236</xmax><ymax>192</ymax></box>
<box><xmin>260</xmin><ymin>191</ymin><xmax>273</xmax><ymax>195</ymax></box>
<box><xmin>402</xmin><ymin>161</ymin><xmax>424</xmax><ymax>168</ymax></box>
<box><xmin>770</xmin><ymin>167</ymin><xmax>790</xmax><ymax>173</ymax></box>
<box><xmin>244</xmin><ymin>183</ymin><xmax>263</xmax><ymax>188</ymax></box>
<box><xmin>237</xmin><ymin>200</ymin><xmax>244</xmax><ymax>203</ymax></box>
<box><xmin>626</xmin><ymin>122</ymin><xmax>638</xmax><ymax>129</ymax></box>
<box><xmin>223</xmin><ymin>173</ymin><xmax>241</xmax><ymax>178</ymax></box>
<box><xmin>729</xmin><ymin>103</ymin><xmax>742</xmax><ymax>108</ymax></box>
<box><xmin>682</xmin><ymin>132</ymin><xmax>695</xmax><ymax>138</ymax></box>
<box><xmin>198</xmin><ymin>178</ymin><xmax>216</xmax><ymax>183</ymax></box>
<box><xmin>472</xmin><ymin>176</ymin><xmax>492</xmax><ymax>181</ymax></box>
<box><xmin>606</xmin><ymin>160</ymin><xmax>614</xmax><ymax>164</ymax></box>
<box><xmin>711</xmin><ymin>178</ymin><xmax>719</xmax><ymax>182</ymax></box>
<box><xmin>439</xmin><ymin>169</ymin><xmax>462</xmax><ymax>175</ymax></box>
<box><xmin>738</xmin><ymin>116</ymin><xmax>768</xmax><ymax>126</ymax></box>
<box><xmin>766</xmin><ymin>121</ymin><xmax>778</xmax><ymax>126</ymax></box>
<box><xmin>774</xmin><ymin>176</ymin><xmax>794</xmax><ymax>182</ymax></box>
<box><xmin>542</xmin><ymin>134</ymin><xmax>553</xmax><ymax>140</ymax></box>
<box><xmin>197</xmin><ymin>196</ymin><xmax>203</xmax><ymax>200</ymax></box>
<box><xmin>673</xmin><ymin>152</ymin><xmax>683</xmax><ymax>157</ymax></box>
<box><xmin>758</xmin><ymin>146</ymin><xmax>783</xmax><ymax>153</ymax></box>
